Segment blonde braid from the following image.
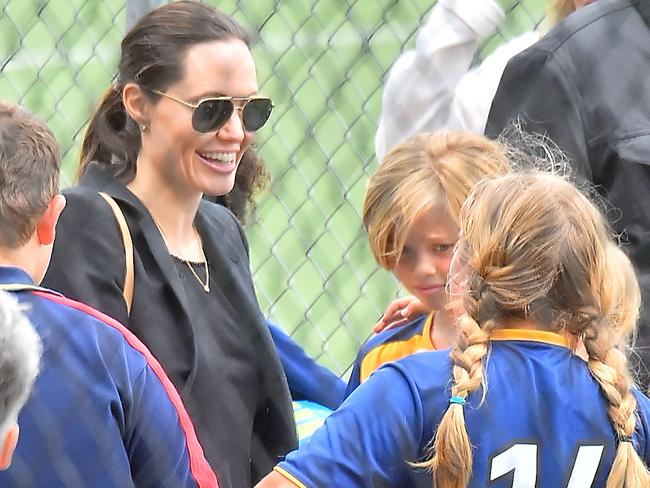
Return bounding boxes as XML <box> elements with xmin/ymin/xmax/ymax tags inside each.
<box><xmin>431</xmin><ymin>316</ymin><xmax>489</xmax><ymax>487</ymax></box>
<box><xmin>583</xmin><ymin>323</ymin><xmax>650</xmax><ymax>487</ymax></box>
<box><xmin>419</xmin><ymin>276</ymin><xmax>497</xmax><ymax>487</ymax></box>
<box><xmin>422</xmin><ymin>163</ymin><xmax>650</xmax><ymax>488</ymax></box>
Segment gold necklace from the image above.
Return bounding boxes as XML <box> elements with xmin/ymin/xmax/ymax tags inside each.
<box><xmin>151</xmin><ymin>215</ymin><xmax>210</xmax><ymax>293</ymax></box>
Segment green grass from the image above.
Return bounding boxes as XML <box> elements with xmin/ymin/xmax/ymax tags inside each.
<box><xmin>1</xmin><ymin>0</ymin><xmax>548</xmax><ymax>375</ymax></box>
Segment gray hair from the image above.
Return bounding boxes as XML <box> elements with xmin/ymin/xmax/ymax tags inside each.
<box><xmin>0</xmin><ymin>291</ymin><xmax>41</xmax><ymax>433</ymax></box>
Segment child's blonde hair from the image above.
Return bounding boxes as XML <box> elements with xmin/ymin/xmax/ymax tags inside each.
<box><xmin>602</xmin><ymin>243</ymin><xmax>641</xmax><ymax>345</ymax></box>
<box><xmin>548</xmin><ymin>0</ymin><xmax>579</xmax><ymax>25</ymax></box>
<box><xmin>363</xmin><ymin>132</ymin><xmax>510</xmax><ymax>270</ymax></box>
<box><xmin>427</xmin><ymin>171</ymin><xmax>649</xmax><ymax>488</ymax></box>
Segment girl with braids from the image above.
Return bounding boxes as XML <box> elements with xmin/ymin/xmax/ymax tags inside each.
<box><xmin>41</xmin><ymin>2</ymin><xmax>297</xmax><ymax>486</ymax></box>
<box><xmin>257</xmin><ymin>169</ymin><xmax>650</xmax><ymax>488</ymax></box>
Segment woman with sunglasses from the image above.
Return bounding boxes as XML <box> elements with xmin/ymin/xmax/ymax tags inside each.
<box><xmin>41</xmin><ymin>2</ymin><xmax>297</xmax><ymax>486</ymax></box>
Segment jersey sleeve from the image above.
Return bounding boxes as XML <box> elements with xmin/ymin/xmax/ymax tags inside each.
<box><xmin>126</xmin><ymin>354</ymin><xmax>218</xmax><ymax>487</ymax></box>
<box><xmin>268</xmin><ymin>322</ymin><xmax>345</xmax><ymax>410</ymax></box>
<box><xmin>276</xmin><ymin>363</ymin><xmax>426</xmax><ymax>487</ymax></box>
<box><xmin>38</xmin><ymin>293</ymin><xmax>218</xmax><ymax>487</ymax></box>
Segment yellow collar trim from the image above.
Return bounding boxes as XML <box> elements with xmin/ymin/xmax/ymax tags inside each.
<box><xmin>423</xmin><ymin>312</ymin><xmax>434</xmax><ymax>342</ymax></box>
<box><xmin>273</xmin><ymin>466</ymin><xmax>308</xmax><ymax>488</ymax></box>
<box><xmin>490</xmin><ymin>329</ymin><xmax>570</xmax><ymax>349</ymax></box>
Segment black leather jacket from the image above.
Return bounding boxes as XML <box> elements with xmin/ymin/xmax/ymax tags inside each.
<box><xmin>486</xmin><ymin>0</ymin><xmax>650</xmax><ymax>388</ymax></box>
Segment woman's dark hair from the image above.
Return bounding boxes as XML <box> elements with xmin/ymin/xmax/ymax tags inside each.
<box><xmin>79</xmin><ymin>1</ymin><xmax>269</xmax><ymax>214</ymax></box>
<box><xmin>212</xmin><ymin>152</ymin><xmax>269</xmax><ymax>223</ymax></box>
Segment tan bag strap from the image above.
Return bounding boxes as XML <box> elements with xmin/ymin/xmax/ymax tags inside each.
<box><xmin>98</xmin><ymin>192</ymin><xmax>134</xmax><ymax>315</ymax></box>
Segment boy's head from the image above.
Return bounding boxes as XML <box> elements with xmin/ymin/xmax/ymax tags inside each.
<box><xmin>0</xmin><ymin>290</ymin><xmax>42</xmax><ymax>469</ymax></box>
<box><xmin>0</xmin><ymin>102</ymin><xmax>65</xmax><ymax>283</ymax></box>
<box><xmin>363</xmin><ymin>132</ymin><xmax>509</xmax><ymax>311</ymax></box>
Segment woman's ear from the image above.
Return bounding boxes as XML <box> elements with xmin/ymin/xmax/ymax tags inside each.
<box><xmin>122</xmin><ymin>83</ymin><xmax>150</xmax><ymax>129</ymax></box>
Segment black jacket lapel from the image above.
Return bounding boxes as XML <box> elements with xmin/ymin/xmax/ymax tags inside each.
<box><xmin>80</xmin><ymin>164</ymin><xmax>199</xmax><ymax>392</ymax></box>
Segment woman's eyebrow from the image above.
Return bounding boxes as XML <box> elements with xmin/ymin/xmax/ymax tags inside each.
<box><xmin>192</xmin><ymin>90</ymin><xmax>260</xmax><ymax>100</ymax></box>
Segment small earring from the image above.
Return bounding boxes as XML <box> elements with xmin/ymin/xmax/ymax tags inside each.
<box><xmin>140</xmin><ymin>124</ymin><xmax>147</xmax><ymax>132</ymax></box>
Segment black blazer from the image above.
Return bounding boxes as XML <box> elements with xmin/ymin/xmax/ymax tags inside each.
<box><xmin>43</xmin><ymin>164</ymin><xmax>297</xmax><ymax>487</ymax></box>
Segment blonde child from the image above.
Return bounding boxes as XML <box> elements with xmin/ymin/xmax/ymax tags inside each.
<box><xmin>345</xmin><ymin>131</ymin><xmax>509</xmax><ymax>395</ymax></box>
<box><xmin>258</xmin><ymin>167</ymin><xmax>650</xmax><ymax>487</ymax></box>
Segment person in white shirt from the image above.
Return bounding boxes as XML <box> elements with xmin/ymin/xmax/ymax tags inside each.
<box><xmin>375</xmin><ymin>0</ymin><xmax>592</xmax><ymax>161</ymax></box>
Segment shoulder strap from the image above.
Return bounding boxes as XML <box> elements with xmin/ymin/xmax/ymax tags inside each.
<box><xmin>98</xmin><ymin>192</ymin><xmax>134</xmax><ymax>315</ymax></box>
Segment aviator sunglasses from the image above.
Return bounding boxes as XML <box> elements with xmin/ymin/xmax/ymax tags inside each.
<box><xmin>149</xmin><ymin>89</ymin><xmax>274</xmax><ymax>133</ymax></box>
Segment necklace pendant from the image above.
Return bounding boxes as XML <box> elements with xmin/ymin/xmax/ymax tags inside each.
<box><xmin>203</xmin><ymin>283</ymin><xmax>210</xmax><ymax>293</ymax></box>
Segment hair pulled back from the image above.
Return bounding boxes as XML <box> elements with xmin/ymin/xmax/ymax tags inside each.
<box><xmin>79</xmin><ymin>1</ymin><xmax>268</xmax><ymax>219</ymax></box>
<box><xmin>426</xmin><ymin>170</ymin><xmax>650</xmax><ymax>487</ymax></box>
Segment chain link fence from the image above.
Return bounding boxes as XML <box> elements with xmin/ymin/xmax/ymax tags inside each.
<box><xmin>1</xmin><ymin>0</ymin><xmax>548</xmax><ymax>377</ymax></box>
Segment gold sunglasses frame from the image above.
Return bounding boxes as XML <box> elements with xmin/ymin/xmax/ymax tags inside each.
<box><xmin>149</xmin><ymin>89</ymin><xmax>274</xmax><ymax>132</ymax></box>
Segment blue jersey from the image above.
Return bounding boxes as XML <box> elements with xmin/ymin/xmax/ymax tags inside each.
<box><xmin>345</xmin><ymin>313</ymin><xmax>434</xmax><ymax>398</ymax></box>
<box><xmin>268</xmin><ymin>322</ymin><xmax>346</xmax><ymax>409</ymax></box>
<box><xmin>276</xmin><ymin>329</ymin><xmax>650</xmax><ymax>487</ymax></box>
<box><xmin>0</xmin><ymin>267</ymin><xmax>217</xmax><ymax>487</ymax></box>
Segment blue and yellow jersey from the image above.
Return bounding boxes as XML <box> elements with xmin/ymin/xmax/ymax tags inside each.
<box><xmin>344</xmin><ymin>313</ymin><xmax>434</xmax><ymax>398</ymax></box>
<box><xmin>276</xmin><ymin>329</ymin><xmax>650</xmax><ymax>487</ymax></box>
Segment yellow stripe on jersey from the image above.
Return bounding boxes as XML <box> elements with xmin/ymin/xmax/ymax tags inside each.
<box><xmin>274</xmin><ymin>466</ymin><xmax>308</xmax><ymax>488</ymax></box>
<box><xmin>360</xmin><ymin>312</ymin><xmax>435</xmax><ymax>383</ymax></box>
<box><xmin>491</xmin><ymin>329</ymin><xmax>570</xmax><ymax>349</ymax></box>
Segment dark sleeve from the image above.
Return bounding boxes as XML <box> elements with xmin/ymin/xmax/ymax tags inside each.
<box><xmin>43</xmin><ymin>188</ymin><xmax>129</xmax><ymax>325</ymax></box>
<box><xmin>485</xmin><ymin>47</ymin><xmax>591</xmax><ymax>180</ymax></box>
<box><xmin>268</xmin><ymin>321</ymin><xmax>346</xmax><ymax>410</ymax></box>
<box><xmin>128</xmin><ymin>365</ymin><xmax>218</xmax><ymax>488</ymax></box>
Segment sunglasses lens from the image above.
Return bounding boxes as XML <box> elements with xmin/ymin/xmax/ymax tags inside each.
<box><xmin>242</xmin><ymin>98</ymin><xmax>273</xmax><ymax>132</ymax></box>
<box><xmin>193</xmin><ymin>99</ymin><xmax>233</xmax><ymax>133</ymax></box>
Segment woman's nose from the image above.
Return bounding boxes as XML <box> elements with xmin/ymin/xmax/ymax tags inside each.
<box><xmin>217</xmin><ymin>109</ymin><xmax>245</xmax><ymax>142</ymax></box>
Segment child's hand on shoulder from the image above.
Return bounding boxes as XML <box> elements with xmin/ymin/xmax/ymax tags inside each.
<box><xmin>373</xmin><ymin>297</ymin><xmax>427</xmax><ymax>334</ymax></box>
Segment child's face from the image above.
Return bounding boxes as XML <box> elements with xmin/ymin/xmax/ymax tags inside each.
<box><xmin>393</xmin><ymin>205</ymin><xmax>458</xmax><ymax>312</ymax></box>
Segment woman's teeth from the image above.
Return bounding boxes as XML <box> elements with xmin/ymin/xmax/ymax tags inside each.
<box><xmin>199</xmin><ymin>151</ymin><xmax>236</xmax><ymax>163</ymax></box>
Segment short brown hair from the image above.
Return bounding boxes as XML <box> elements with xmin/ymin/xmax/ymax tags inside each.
<box><xmin>0</xmin><ymin>102</ymin><xmax>60</xmax><ymax>248</ymax></box>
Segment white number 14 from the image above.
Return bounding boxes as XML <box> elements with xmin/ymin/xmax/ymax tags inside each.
<box><xmin>490</xmin><ymin>443</ymin><xmax>604</xmax><ymax>487</ymax></box>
